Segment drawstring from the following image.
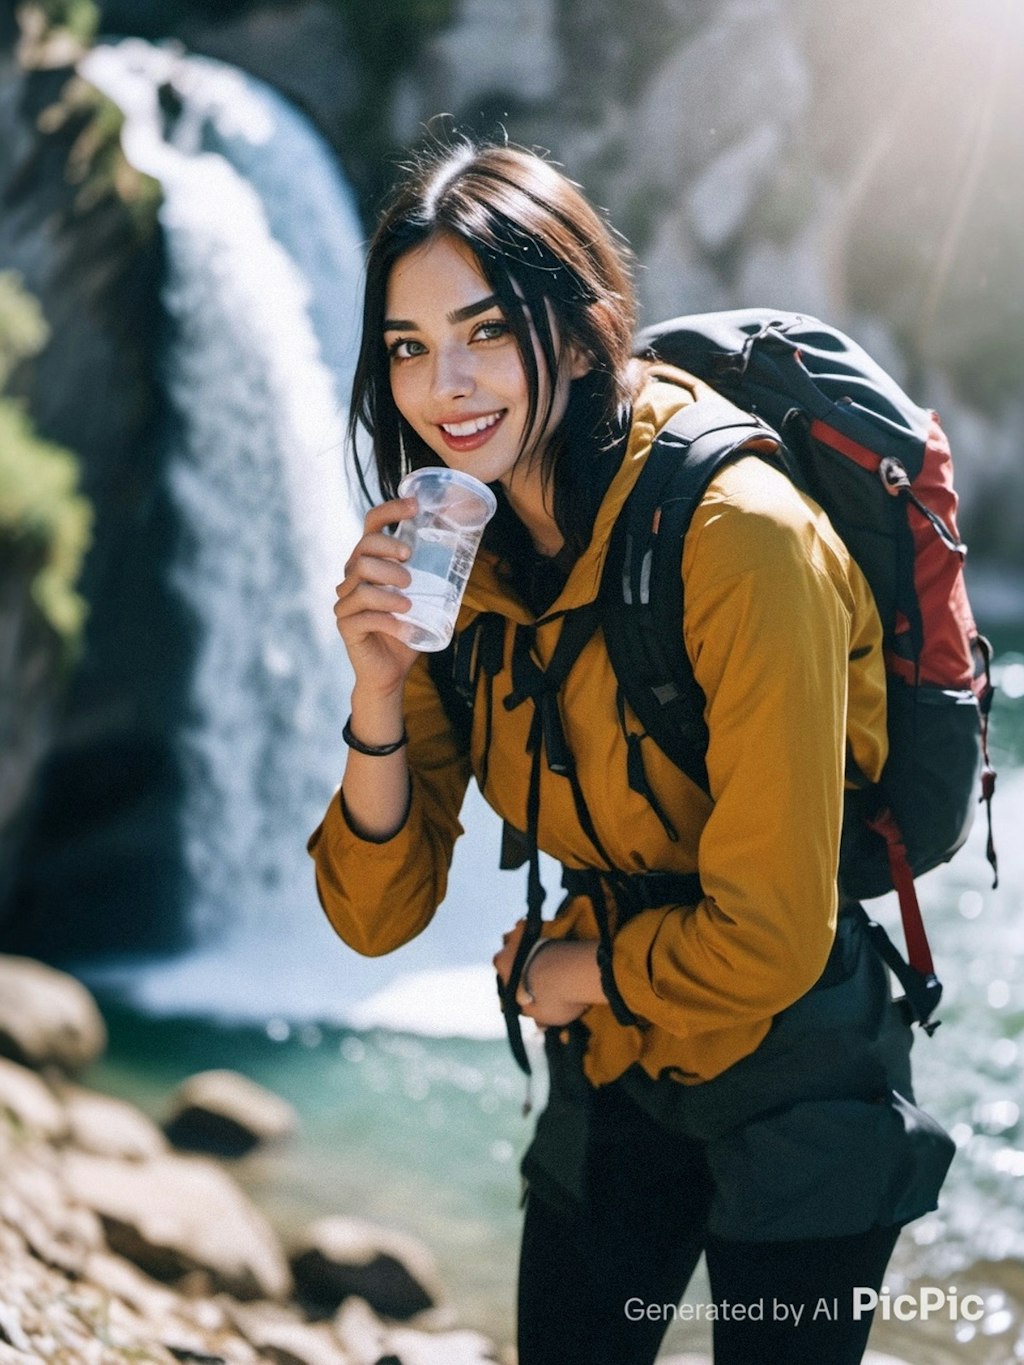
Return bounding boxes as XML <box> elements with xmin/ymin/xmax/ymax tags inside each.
<box><xmin>500</xmin><ymin>606</ymin><xmax>607</xmax><ymax>1080</ymax></box>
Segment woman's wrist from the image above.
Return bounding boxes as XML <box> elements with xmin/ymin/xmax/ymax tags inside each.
<box><xmin>522</xmin><ymin>939</ymin><xmax>605</xmax><ymax>1009</ymax></box>
<box><xmin>348</xmin><ymin>687</ymin><xmax>407</xmax><ymax>751</ymax></box>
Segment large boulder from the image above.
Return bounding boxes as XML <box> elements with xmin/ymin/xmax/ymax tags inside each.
<box><xmin>60</xmin><ymin>1083</ymin><xmax>167</xmax><ymax>1161</ymax></box>
<box><xmin>61</xmin><ymin>1149</ymin><xmax>292</xmax><ymax>1301</ymax></box>
<box><xmin>0</xmin><ymin>955</ymin><xmax>106</xmax><ymax>1072</ymax></box>
<box><xmin>163</xmin><ymin>1068</ymin><xmax>298</xmax><ymax>1157</ymax></box>
<box><xmin>290</xmin><ymin>1216</ymin><xmax>443</xmax><ymax>1320</ymax></box>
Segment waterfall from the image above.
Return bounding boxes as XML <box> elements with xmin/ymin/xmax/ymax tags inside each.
<box><xmin>74</xmin><ymin>40</ymin><xmax>537</xmax><ymax>1028</ymax></box>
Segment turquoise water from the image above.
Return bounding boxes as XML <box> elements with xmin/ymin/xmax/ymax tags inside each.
<box><xmin>86</xmin><ymin>634</ymin><xmax>1024</xmax><ymax>1360</ymax></box>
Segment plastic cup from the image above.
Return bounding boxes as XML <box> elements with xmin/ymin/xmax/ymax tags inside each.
<box><xmin>390</xmin><ymin>468</ymin><xmax>497</xmax><ymax>651</ymax></box>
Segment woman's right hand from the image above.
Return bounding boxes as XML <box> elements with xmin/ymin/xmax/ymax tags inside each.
<box><xmin>334</xmin><ymin>496</ymin><xmax>419</xmax><ymax>697</ymax></box>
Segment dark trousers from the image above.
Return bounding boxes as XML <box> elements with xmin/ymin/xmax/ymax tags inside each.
<box><xmin>517</xmin><ymin>1083</ymin><xmax>900</xmax><ymax>1365</ymax></box>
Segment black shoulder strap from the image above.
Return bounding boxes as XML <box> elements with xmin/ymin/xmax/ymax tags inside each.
<box><xmin>601</xmin><ymin>393</ymin><xmax>785</xmax><ymax>793</ymax></box>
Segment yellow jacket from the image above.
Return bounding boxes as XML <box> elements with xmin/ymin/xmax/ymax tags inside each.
<box><xmin>309</xmin><ymin>370</ymin><xmax>888</xmax><ymax>1087</ymax></box>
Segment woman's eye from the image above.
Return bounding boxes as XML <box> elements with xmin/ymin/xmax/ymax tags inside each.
<box><xmin>387</xmin><ymin>337</ymin><xmax>426</xmax><ymax>361</ymax></box>
<box><xmin>473</xmin><ymin>319</ymin><xmax>510</xmax><ymax>343</ymax></box>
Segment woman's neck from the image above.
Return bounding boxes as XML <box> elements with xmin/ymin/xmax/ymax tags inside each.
<box><xmin>501</xmin><ymin>461</ymin><xmax>564</xmax><ymax>558</ymax></box>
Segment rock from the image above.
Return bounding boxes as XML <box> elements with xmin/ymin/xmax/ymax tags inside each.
<box><xmin>332</xmin><ymin>1298</ymin><xmax>390</xmax><ymax>1365</ymax></box>
<box><xmin>61</xmin><ymin>1150</ymin><xmax>292</xmax><ymax>1302</ymax></box>
<box><xmin>291</xmin><ymin>1217</ymin><xmax>443</xmax><ymax>1320</ymax></box>
<box><xmin>61</xmin><ymin>1083</ymin><xmax>167</xmax><ymax>1160</ymax></box>
<box><xmin>334</xmin><ymin>1300</ymin><xmax>500</xmax><ymax>1365</ymax></box>
<box><xmin>405</xmin><ymin>0</ymin><xmax>558</xmax><ymax>129</ymax></box>
<box><xmin>229</xmin><ymin>1301</ymin><xmax>349</xmax><ymax>1365</ymax></box>
<box><xmin>628</xmin><ymin>0</ymin><xmax>809</xmax><ymax>200</ymax></box>
<box><xmin>0</xmin><ymin>1056</ymin><xmax>66</xmax><ymax>1141</ymax></box>
<box><xmin>383</xmin><ymin>1325</ymin><xmax>500</xmax><ymax>1364</ymax></box>
<box><xmin>0</xmin><ymin>955</ymin><xmax>106</xmax><ymax>1073</ymax></box>
<box><xmin>687</xmin><ymin>124</ymin><xmax>785</xmax><ymax>254</ymax></box>
<box><xmin>1</xmin><ymin>1132</ymin><xmax>103</xmax><ymax>1277</ymax></box>
<box><xmin>83</xmin><ymin>1249</ymin><xmax>184</xmax><ymax>1323</ymax></box>
<box><xmin>163</xmin><ymin>1069</ymin><xmax>298</xmax><ymax>1158</ymax></box>
<box><xmin>0</xmin><ymin>1302</ymin><xmax>32</xmax><ymax>1352</ymax></box>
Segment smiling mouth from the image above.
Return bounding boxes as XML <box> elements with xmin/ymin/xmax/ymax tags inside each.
<box><xmin>439</xmin><ymin>411</ymin><xmax>504</xmax><ymax>439</ymax></box>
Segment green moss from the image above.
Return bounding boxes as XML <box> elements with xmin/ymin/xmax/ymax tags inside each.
<box><xmin>0</xmin><ymin>275</ymin><xmax>48</xmax><ymax>392</ymax></box>
<box><xmin>26</xmin><ymin>0</ymin><xmax>99</xmax><ymax>46</ymax></box>
<box><xmin>0</xmin><ymin>399</ymin><xmax>92</xmax><ymax>649</ymax></box>
<box><xmin>37</xmin><ymin>75</ymin><xmax>162</xmax><ymax>238</ymax></box>
<box><xmin>0</xmin><ymin>273</ymin><xmax>92</xmax><ymax>655</ymax></box>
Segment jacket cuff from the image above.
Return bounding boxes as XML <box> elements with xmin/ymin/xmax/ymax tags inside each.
<box><xmin>597</xmin><ymin>941</ymin><xmax>643</xmax><ymax>1026</ymax></box>
<box><xmin>606</xmin><ymin>906</ymin><xmax>677</xmax><ymax>1023</ymax></box>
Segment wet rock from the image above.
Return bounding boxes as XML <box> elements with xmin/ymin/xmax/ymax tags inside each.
<box><xmin>164</xmin><ymin>1068</ymin><xmax>298</xmax><ymax>1157</ymax></box>
<box><xmin>0</xmin><ymin>955</ymin><xmax>106</xmax><ymax>1073</ymax></box>
<box><xmin>291</xmin><ymin>1217</ymin><xmax>442</xmax><ymax>1320</ymax></box>
<box><xmin>62</xmin><ymin>1150</ymin><xmax>292</xmax><ymax>1301</ymax></box>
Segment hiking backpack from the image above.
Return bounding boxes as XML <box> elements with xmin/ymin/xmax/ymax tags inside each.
<box><xmin>619</xmin><ymin>309</ymin><xmax>996</xmax><ymax>1030</ymax></box>
<box><xmin>433</xmin><ymin>309</ymin><xmax>996</xmax><ymax>1054</ymax></box>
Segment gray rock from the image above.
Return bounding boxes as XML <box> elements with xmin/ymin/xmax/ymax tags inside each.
<box><xmin>291</xmin><ymin>1216</ymin><xmax>442</xmax><ymax>1320</ymax></box>
<box><xmin>163</xmin><ymin>1069</ymin><xmax>298</xmax><ymax>1158</ymax></box>
<box><xmin>687</xmin><ymin>125</ymin><xmax>785</xmax><ymax>254</ymax></box>
<box><xmin>0</xmin><ymin>955</ymin><xmax>106</xmax><ymax>1073</ymax></box>
<box><xmin>0</xmin><ymin>1056</ymin><xmax>66</xmax><ymax>1141</ymax></box>
<box><xmin>61</xmin><ymin>1150</ymin><xmax>292</xmax><ymax>1301</ymax></box>
<box><xmin>628</xmin><ymin>0</ymin><xmax>808</xmax><ymax>199</ymax></box>
<box><xmin>406</xmin><ymin>0</ymin><xmax>559</xmax><ymax>132</ymax></box>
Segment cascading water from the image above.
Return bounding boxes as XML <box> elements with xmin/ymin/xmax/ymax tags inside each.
<box><xmin>74</xmin><ymin>39</ymin><xmax>536</xmax><ymax>1027</ymax></box>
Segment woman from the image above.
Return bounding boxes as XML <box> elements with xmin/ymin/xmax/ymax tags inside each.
<box><xmin>309</xmin><ymin>140</ymin><xmax>948</xmax><ymax>1364</ymax></box>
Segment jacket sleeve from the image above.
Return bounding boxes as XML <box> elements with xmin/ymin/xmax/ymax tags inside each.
<box><xmin>610</xmin><ymin>458</ymin><xmax>883</xmax><ymax>1040</ymax></box>
<box><xmin>307</xmin><ymin>655</ymin><xmax>473</xmax><ymax>957</ymax></box>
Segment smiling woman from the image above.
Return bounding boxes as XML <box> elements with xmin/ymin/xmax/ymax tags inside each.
<box><xmin>310</xmin><ymin>138</ymin><xmax>954</xmax><ymax>1365</ymax></box>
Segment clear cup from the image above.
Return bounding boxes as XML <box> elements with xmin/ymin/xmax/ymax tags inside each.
<box><xmin>390</xmin><ymin>468</ymin><xmax>498</xmax><ymax>651</ymax></box>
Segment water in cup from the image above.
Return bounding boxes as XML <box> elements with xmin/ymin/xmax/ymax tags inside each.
<box><xmin>391</xmin><ymin>468</ymin><xmax>497</xmax><ymax>651</ymax></box>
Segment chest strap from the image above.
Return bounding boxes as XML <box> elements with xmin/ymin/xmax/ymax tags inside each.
<box><xmin>560</xmin><ymin>866</ymin><xmax>703</xmax><ymax>917</ymax></box>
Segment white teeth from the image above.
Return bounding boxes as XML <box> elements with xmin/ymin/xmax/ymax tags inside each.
<box><xmin>441</xmin><ymin>412</ymin><xmax>501</xmax><ymax>438</ymax></box>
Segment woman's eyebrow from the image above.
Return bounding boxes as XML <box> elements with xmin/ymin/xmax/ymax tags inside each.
<box><xmin>446</xmin><ymin>294</ymin><xmax>502</xmax><ymax>324</ymax></box>
<box><xmin>383</xmin><ymin>294</ymin><xmax>502</xmax><ymax>334</ymax></box>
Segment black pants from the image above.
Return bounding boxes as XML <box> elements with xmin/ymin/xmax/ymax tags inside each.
<box><xmin>517</xmin><ymin>1083</ymin><xmax>900</xmax><ymax>1365</ymax></box>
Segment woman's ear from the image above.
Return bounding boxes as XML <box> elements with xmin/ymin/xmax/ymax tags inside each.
<box><xmin>565</xmin><ymin>340</ymin><xmax>593</xmax><ymax>380</ymax></box>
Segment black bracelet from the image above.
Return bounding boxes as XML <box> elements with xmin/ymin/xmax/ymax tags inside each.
<box><xmin>342</xmin><ymin>715</ymin><xmax>409</xmax><ymax>756</ymax></box>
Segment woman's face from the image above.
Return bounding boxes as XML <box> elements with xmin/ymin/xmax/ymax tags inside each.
<box><xmin>383</xmin><ymin>233</ymin><xmax>588</xmax><ymax>489</ymax></box>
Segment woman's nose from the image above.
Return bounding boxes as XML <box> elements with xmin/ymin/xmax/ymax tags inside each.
<box><xmin>431</xmin><ymin>346</ymin><xmax>475</xmax><ymax>401</ymax></box>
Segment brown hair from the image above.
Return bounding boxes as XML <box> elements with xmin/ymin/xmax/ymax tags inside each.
<box><xmin>348</xmin><ymin>139</ymin><xmax>638</xmax><ymax>549</ymax></box>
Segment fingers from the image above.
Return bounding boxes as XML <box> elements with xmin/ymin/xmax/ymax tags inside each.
<box><xmin>335</xmin><ymin>497</ymin><xmax>417</xmax><ymax>630</ymax></box>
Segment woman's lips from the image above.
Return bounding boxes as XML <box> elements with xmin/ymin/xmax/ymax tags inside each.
<box><xmin>437</xmin><ymin>410</ymin><xmax>506</xmax><ymax>452</ymax></box>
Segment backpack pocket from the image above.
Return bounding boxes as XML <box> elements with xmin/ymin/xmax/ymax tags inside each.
<box><xmin>842</xmin><ymin>679</ymin><xmax>982</xmax><ymax>899</ymax></box>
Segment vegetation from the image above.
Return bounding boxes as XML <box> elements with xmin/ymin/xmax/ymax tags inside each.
<box><xmin>0</xmin><ymin>274</ymin><xmax>92</xmax><ymax>653</ymax></box>
<box><xmin>23</xmin><ymin>0</ymin><xmax>99</xmax><ymax>46</ymax></box>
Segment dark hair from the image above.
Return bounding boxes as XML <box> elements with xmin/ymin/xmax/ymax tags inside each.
<box><xmin>348</xmin><ymin>139</ymin><xmax>638</xmax><ymax>550</ymax></box>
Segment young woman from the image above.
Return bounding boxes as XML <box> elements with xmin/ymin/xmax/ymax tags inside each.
<box><xmin>309</xmin><ymin>140</ymin><xmax>950</xmax><ymax>1364</ymax></box>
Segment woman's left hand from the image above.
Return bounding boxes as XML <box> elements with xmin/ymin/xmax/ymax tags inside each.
<box><xmin>493</xmin><ymin>921</ymin><xmax>605</xmax><ymax>1028</ymax></box>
